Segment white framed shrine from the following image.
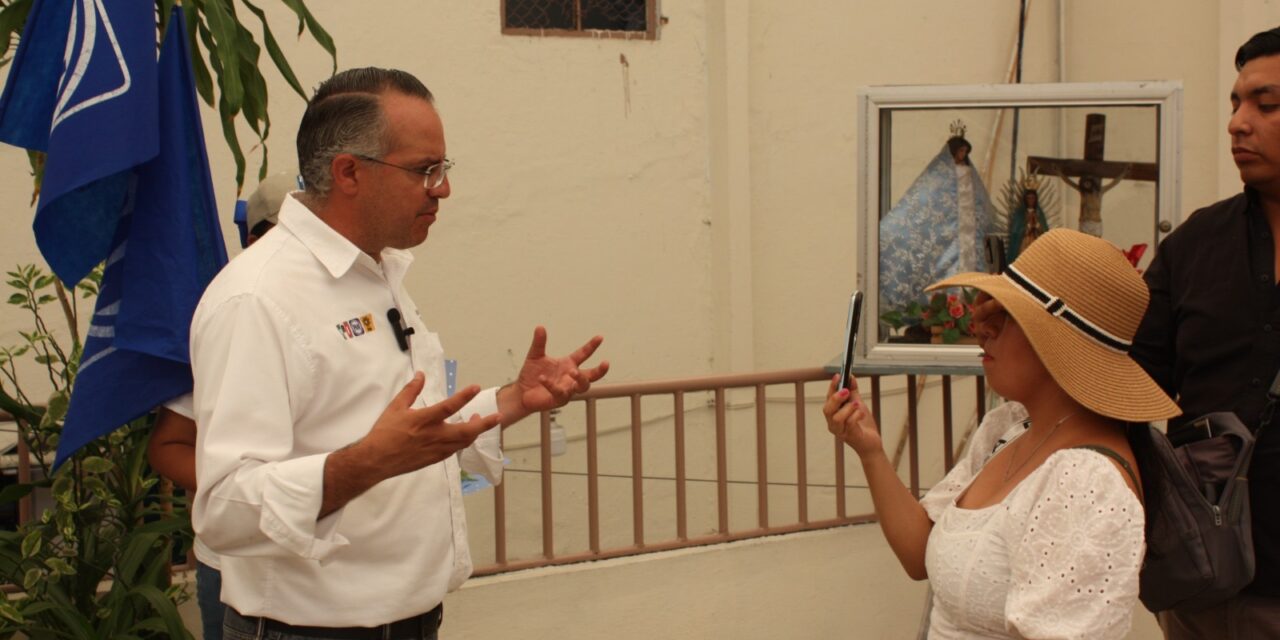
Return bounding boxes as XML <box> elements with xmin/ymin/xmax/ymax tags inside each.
<box><xmin>857</xmin><ymin>81</ymin><xmax>1183</xmax><ymax>368</ymax></box>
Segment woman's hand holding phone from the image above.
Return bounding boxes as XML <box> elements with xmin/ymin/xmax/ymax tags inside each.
<box><xmin>823</xmin><ymin>374</ymin><xmax>884</xmax><ymax>457</ymax></box>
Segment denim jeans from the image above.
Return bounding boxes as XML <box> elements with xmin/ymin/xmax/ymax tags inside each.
<box><xmin>222</xmin><ymin>605</ymin><xmax>442</xmax><ymax>640</ymax></box>
<box><xmin>196</xmin><ymin>560</ymin><xmax>225</xmax><ymax>640</ymax></box>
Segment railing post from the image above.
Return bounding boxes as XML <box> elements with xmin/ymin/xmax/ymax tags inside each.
<box><xmin>943</xmin><ymin>375</ymin><xmax>955</xmax><ymax>472</ymax></box>
<box><xmin>794</xmin><ymin>381</ymin><xmax>808</xmax><ymax>524</ymax></box>
<box><xmin>907</xmin><ymin>374</ymin><xmax>920</xmax><ymax>498</ymax></box>
<box><xmin>674</xmin><ymin>392</ymin><xmax>687</xmax><ymax>540</ymax></box>
<box><xmin>631</xmin><ymin>394</ymin><xmax>644</xmax><ymax>547</ymax></box>
<box><xmin>715</xmin><ymin>387</ymin><xmax>729</xmax><ymax>535</ymax></box>
<box><xmin>494</xmin><ymin>427</ymin><xmax>507</xmax><ymax>566</ymax></box>
<box><xmin>540</xmin><ymin>411</ymin><xmax>554</xmax><ymax>559</ymax></box>
<box><xmin>977</xmin><ymin>375</ymin><xmax>986</xmax><ymax>415</ymax></box>
<box><xmin>586</xmin><ymin>399</ymin><xmax>601</xmax><ymax>554</ymax></box>
<box><xmin>755</xmin><ymin>384</ymin><xmax>768</xmax><ymax>529</ymax></box>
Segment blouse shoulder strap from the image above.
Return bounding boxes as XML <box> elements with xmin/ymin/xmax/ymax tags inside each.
<box><xmin>1073</xmin><ymin>445</ymin><xmax>1142</xmax><ymax>500</ymax></box>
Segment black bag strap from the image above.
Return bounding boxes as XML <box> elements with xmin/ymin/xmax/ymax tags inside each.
<box><xmin>1074</xmin><ymin>444</ymin><xmax>1143</xmax><ymax>501</ymax></box>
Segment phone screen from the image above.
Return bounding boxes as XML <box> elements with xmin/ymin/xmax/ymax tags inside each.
<box><xmin>839</xmin><ymin>291</ymin><xmax>863</xmax><ymax>391</ymax></box>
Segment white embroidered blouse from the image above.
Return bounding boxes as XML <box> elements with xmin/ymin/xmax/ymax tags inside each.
<box><xmin>920</xmin><ymin>402</ymin><xmax>1144</xmax><ymax>639</ymax></box>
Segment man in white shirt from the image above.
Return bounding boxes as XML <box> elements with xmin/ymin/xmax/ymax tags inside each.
<box><xmin>190</xmin><ymin>67</ymin><xmax>609</xmax><ymax>639</ymax></box>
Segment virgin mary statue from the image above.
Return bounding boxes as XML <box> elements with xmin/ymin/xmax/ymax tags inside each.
<box><xmin>879</xmin><ymin>122</ymin><xmax>998</xmax><ymax>315</ymax></box>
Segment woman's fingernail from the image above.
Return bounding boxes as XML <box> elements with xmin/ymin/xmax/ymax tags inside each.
<box><xmin>838</xmin><ymin>389</ymin><xmax>850</xmax><ymax>398</ymax></box>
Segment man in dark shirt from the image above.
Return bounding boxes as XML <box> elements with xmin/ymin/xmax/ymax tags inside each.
<box><xmin>1131</xmin><ymin>26</ymin><xmax>1280</xmax><ymax>638</ymax></box>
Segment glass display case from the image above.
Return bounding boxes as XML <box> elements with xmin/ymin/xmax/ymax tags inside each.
<box><xmin>856</xmin><ymin>82</ymin><xmax>1183</xmax><ymax>367</ymax></box>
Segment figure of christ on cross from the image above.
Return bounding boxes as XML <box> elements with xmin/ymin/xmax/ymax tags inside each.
<box><xmin>1027</xmin><ymin>113</ymin><xmax>1157</xmax><ymax>237</ymax></box>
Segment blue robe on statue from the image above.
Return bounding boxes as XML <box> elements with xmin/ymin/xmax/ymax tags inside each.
<box><xmin>879</xmin><ymin>144</ymin><xmax>997</xmax><ymax>315</ymax></box>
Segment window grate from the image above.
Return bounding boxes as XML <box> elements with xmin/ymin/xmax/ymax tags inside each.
<box><xmin>502</xmin><ymin>0</ymin><xmax>659</xmax><ymax>40</ymax></box>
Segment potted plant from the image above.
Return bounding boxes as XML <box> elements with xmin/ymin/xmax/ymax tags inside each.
<box><xmin>0</xmin><ymin>265</ymin><xmax>194</xmax><ymax>638</ymax></box>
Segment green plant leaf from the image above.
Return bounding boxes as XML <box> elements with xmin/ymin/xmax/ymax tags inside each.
<box><xmin>21</xmin><ymin>568</ymin><xmax>40</xmax><ymax>592</ymax></box>
<box><xmin>43</xmin><ymin>556</ymin><xmax>75</xmax><ymax>576</ymax></box>
<box><xmin>0</xmin><ymin>601</ymin><xmax>24</xmax><ymax>624</ymax></box>
<box><xmin>79</xmin><ymin>456</ymin><xmax>113</xmax><ymax>474</ymax></box>
<box><xmin>20</xmin><ymin>528</ymin><xmax>41</xmax><ymax>558</ymax></box>
<box><xmin>185</xmin><ymin>8</ymin><xmax>215</xmax><ymax>107</ymax></box>
<box><xmin>43</xmin><ymin>583</ymin><xmax>96</xmax><ymax>639</ymax></box>
<box><xmin>218</xmin><ymin>92</ymin><xmax>247</xmax><ymax>189</ymax></box>
<box><xmin>0</xmin><ymin>482</ymin><xmax>35</xmax><ymax>505</ymax></box>
<box><xmin>202</xmin><ymin>0</ymin><xmax>243</xmax><ymax>111</ymax></box>
<box><xmin>280</xmin><ymin>0</ymin><xmax>337</xmax><ymax>73</ymax></box>
<box><xmin>129</xmin><ymin>585</ymin><xmax>193</xmax><ymax>640</ymax></box>
<box><xmin>241</xmin><ymin>0</ymin><xmax>307</xmax><ymax>99</ymax></box>
<box><xmin>38</xmin><ymin>389</ymin><xmax>68</xmax><ymax>431</ymax></box>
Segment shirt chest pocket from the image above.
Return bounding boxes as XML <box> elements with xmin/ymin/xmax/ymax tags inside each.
<box><xmin>408</xmin><ymin>326</ymin><xmax>448</xmax><ymax>407</ymax></box>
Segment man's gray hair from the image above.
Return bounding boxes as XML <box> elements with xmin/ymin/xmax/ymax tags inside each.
<box><xmin>296</xmin><ymin>68</ymin><xmax>434</xmax><ymax>199</ymax></box>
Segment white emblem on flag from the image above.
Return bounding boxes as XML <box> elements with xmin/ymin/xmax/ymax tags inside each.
<box><xmin>51</xmin><ymin>0</ymin><xmax>133</xmax><ymax>131</ymax></box>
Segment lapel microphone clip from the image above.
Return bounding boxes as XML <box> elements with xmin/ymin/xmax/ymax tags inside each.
<box><xmin>386</xmin><ymin>308</ymin><xmax>415</xmax><ymax>352</ymax></box>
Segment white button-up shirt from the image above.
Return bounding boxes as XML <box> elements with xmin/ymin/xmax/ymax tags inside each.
<box><xmin>191</xmin><ymin>195</ymin><xmax>502</xmax><ymax>626</ymax></box>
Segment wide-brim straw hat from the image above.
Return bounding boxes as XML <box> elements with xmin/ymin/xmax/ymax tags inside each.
<box><xmin>927</xmin><ymin>229</ymin><xmax>1180</xmax><ymax>422</ymax></box>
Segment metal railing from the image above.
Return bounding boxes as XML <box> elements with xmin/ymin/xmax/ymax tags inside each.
<box><xmin>473</xmin><ymin>366</ymin><xmax>986</xmax><ymax>576</ymax></box>
<box><xmin>0</xmin><ymin>366</ymin><xmax>987</xmax><ymax>580</ymax></box>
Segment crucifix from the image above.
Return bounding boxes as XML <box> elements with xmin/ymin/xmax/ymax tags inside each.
<box><xmin>1027</xmin><ymin>113</ymin><xmax>1158</xmax><ymax>237</ymax></box>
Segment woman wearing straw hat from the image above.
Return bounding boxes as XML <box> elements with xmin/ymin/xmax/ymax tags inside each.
<box><xmin>825</xmin><ymin>229</ymin><xmax>1180</xmax><ymax>638</ymax></box>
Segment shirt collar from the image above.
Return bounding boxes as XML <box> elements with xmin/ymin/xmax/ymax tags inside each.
<box><xmin>278</xmin><ymin>195</ymin><xmax>416</xmax><ymax>284</ymax></box>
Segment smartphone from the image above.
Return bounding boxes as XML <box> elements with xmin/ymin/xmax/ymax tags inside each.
<box><xmin>839</xmin><ymin>291</ymin><xmax>864</xmax><ymax>391</ymax></box>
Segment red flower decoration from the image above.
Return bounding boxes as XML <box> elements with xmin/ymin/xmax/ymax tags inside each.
<box><xmin>949</xmin><ymin>304</ymin><xmax>965</xmax><ymax>319</ymax></box>
<box><xmin>1121</xmin><ymin>243</ymin><xmax>1148</xmax><ymax>268</ymax></box>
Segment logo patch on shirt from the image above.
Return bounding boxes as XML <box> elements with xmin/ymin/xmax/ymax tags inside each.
<box><xmin>337</xmin><ymin>314</ymin><xmax>376</xmax><ymax>340</ymax></box>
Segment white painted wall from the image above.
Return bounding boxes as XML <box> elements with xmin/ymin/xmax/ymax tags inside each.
<box><xmin>4</xmin><ymin>1</ymin><xmax>1279</xmax><ymax>636</ymax></box>
<box><xmin>0</xmin><ymin>0</ymin><xmax>1270</xmax><ymax>397</ymax></box>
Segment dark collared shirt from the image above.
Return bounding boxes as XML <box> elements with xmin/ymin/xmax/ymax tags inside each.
<box><xmin>1133</xmin><ymin>188</ymin><xmax>1280</xmax><ymax>595</ymax></box>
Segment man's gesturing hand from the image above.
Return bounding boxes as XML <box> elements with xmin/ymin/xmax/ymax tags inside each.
<box><xmin>499</xmin><ymin>326</ymin><xmax>610</xmax><ymax>424</ymax></box>
<box><xmin>321</xmin><ymin>372</ymin><xmax>501</xmax><ymax>517</ymax></box>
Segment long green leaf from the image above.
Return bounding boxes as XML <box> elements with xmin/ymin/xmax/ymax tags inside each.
<box><xmin>234</xmin><ymin>23</ymin><xmax>265</xmax><ymax>137</ymax></box>
<box><xmin>0</xmin><ymin>482</ymin><xmax>34</xmax><ymax>505</ymax></box>
<box><xmin>279</xmin><ymin>0</ymin><xmax>336</xmax><ymax>73</ymax></box>
<box><xmin>43</xmin><ymin>584</ymin><xmax>95</xmax><ymax>640</ymax></box>
<box><xmin>129</xmin><ymin>585</ymin><xmax>192</xmax><ymax>640</ymax></box>
<box><xmin>218</xmin><ymin>93</ymin><xmax>247</xmax><ymax>191</ymax></box>
<box><xmin>240</xmin><ymin>0</ymin><xmax>307</xmax><ymax>99</ymax></box>
<box><xmin>116</xmin><ymin>517</ymin><xmax>188</xmax><ymax>585</ymax></box>
<box><xmin>195</xmin><ymin>18</ymin><xmax>247</xmax><ymax>188</ymax></box>
<box><xmin>184</xmin><ymin>6</ymin><xmax>215</xmax><ymax>106</ymax></box>
<box><xmin>201</xmin><ymin>0</ymin><xmax>243</xmax><ymax>111</ymax></box>
<box><xmin>155</xmin><ymin>0</ymin><xmax>177</xmax><ymax>39</ymax></box>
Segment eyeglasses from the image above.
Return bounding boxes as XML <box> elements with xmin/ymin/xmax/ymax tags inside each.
<box><xmin>353</xmin><ymin>154</ymin><xmax>453</xmax><ymax>189</ymax></box>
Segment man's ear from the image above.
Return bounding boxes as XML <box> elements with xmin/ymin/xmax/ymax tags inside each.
<box><xmin>330</xmin><ymin>153</ymin><xmax>362</xmax><ymax>196</ymax></box>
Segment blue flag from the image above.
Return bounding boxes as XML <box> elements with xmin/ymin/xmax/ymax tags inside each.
<box><xmin>0</xmin><ymin>2</ymin><xmax>228</xmax><ymax>467</ymax></box>
<box><xmin>0</xmin><ymin>0</ymin><xmax>159</xmax><ymax>287</ymax></box>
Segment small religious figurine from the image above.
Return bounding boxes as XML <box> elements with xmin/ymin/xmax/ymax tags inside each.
<box><xmin>1055</xmin><ymin>167</ymin><xmax>1128</xmax><ymax>237</ymax></box>
<box><xmin>1005</xmin><ymin>173</ymin><xmax>1051</xmax><ymax>262</ymax></box>
<box><xmin>879</xmin><ymin>120</ymin><xmax>999</xmax><ymax>315</ymax></box>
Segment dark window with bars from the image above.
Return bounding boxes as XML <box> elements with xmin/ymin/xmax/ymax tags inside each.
<box><xmin>502</xmin><ymin>0</ymin><xmax>658</xmax><ymax>39</ymax></box>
